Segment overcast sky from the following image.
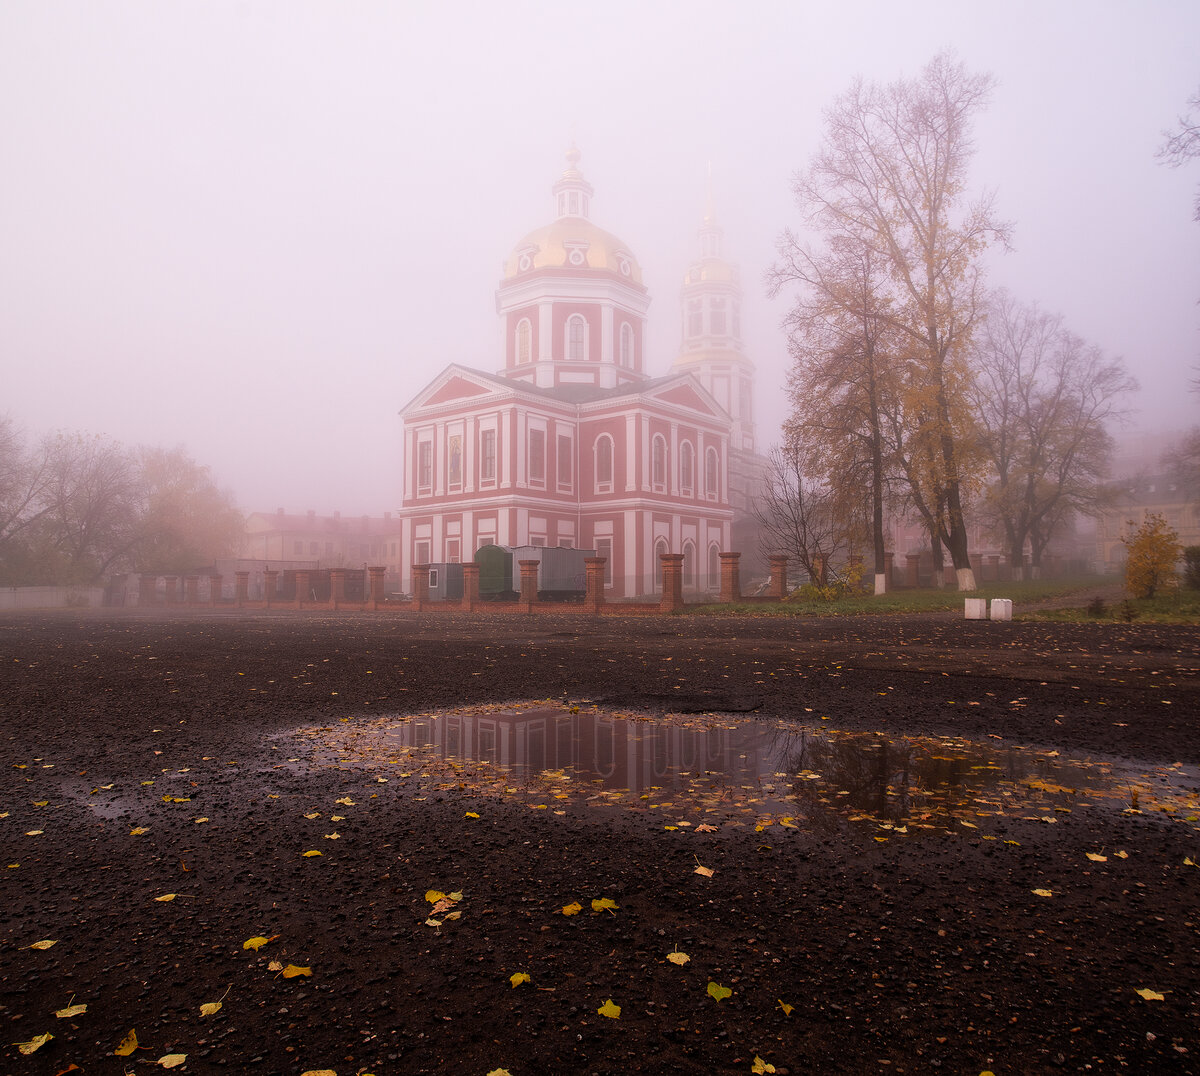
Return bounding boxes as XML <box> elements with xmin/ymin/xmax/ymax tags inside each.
<box><xmin>2</xmin><ymin>1</ymin><xmax>1197</xmax><ymax>514</ymax></box>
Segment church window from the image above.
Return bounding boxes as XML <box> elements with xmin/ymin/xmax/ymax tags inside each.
<box><xmin>448</xmin><ymin>435</ymin><xmax>462</xmax><ymax>488</ymax></box>
<box><xmin>480</xmin><ymin>429</ymin><xmax>496</xmax><ymax>483</ymax></box>
<box><xmin>529</xmin><ymin>429</ymin><xmax>545</xmax><ymax>485</ymax></box>
<box><xmin>687</xmin><ymin>300</ymin><xmax>702</xmax><ymax>338</ymax></box>
<box><xmin>705</xmin><ymin>447</ymin><xmax>719</xmax><ymax>499</ymax></box>
<box><xmin>654</xmin><ymin>538</ymin><xmax>669</xmax><ymax>588</ymax></box>
<box><xmin>620</xmin><ymin>323</ymin><xmax>634</xmax><ymax>367</ymax></box>
<box><xmin>683</xmin><ymin>540</ymin><xmax>696</xmax><ymax>587</ymax></box>
<box><xmin>557</xmin><ymin>434</ymin><xmax>573</xmax><ymax>490</ymax></box>
<box><xmin>418</xmin><ymin>440</ymin><xmax>433</xmax><ymax>493</ymax></box>
<box><xmin>595</xmin><ymin>435</ymin><xmax>613</xmax><ymax>492</ymax></box>
<box><xmin>680</xmin><ymin>441</ymin><xmax>694</xmax><ymax>495</ymax></box>
<box><xmin>652</xmin><ymin>435</ymin><xmax>667</xmax><ymax>490</ymax></box>
<box><xmin>516</xmin><ymin>319</ymin><xmax>531</xmax><ymax>364</ymax></box>
<box><xmin>710</xmin><ymin>298</ymin><xmax>727</xmax><ymax>335</ymax></box>
<box><xmin>567</xmin><ymin>315</ymin><xmax>587</xmax><ymax>361</ymax></box>
<box><xmin>708</xmin><ymin>543</ymin><xmax>720</xmax><ymax>587</ymax></box>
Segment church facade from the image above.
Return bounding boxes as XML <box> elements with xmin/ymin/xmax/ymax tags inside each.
<box><xmin>397</xmin><ymin>151</ymin><xmax>760</xmax><ymax>599</ymax></box>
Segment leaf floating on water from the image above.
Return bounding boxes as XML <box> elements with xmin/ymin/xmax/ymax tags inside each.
<box><xmin>561</xmin><ymin>901</ymin><xmax>582</xmax><ymax>916</ymax></box>
<box><xmin>281</xmin><ymin>964</ymin><xmax>312</xmax><ymax>978</ymax></box>
<box><xmin>666</xmin><ymin>949</ymin><xmax>690</xmax><ymax>966</ymax></box>
<box><xmin>707</xmin><ymin>981</ymin><xmax>732</xmax><ymax>1002</ymax></box>
<box><xmin>591</xmin><ymin>898</ymin><xmax>618</xmax><ymax>914</ymax></box>
<box><xmin>1136</xmin><ymin>987</ymin><xmax>1165</xmax><ymax>1001</ymax></box>
<box><xmin>597</xmin><ymin>999</ymin><xmax>621</xmax><ymax>1019</ymax></box>
<box><xmin>114</xmin><ymin>1028</ymin><xmax>139</xmax><ymax>1055</ymax></box>
<box><xmin>509</xmin><ymin>972</ymin><xmax>530</xmax><ymax>988</ymax></box>
<box><xmin>15</xmin><ymin>1031</ymin><xmax>52</xmax><ymax>1055</ymax></box>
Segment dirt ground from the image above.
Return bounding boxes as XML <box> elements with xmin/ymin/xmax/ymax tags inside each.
<box><xmin>1</xmin><ymin>609</ymin><xmax>1199</xmax><ymax>1075</ymax></box>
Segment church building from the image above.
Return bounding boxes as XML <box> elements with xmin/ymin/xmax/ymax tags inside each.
<box><xmin>397</xmin><ymin>150</ymin><xmax>759</xmax><ymax>599</ymax></box>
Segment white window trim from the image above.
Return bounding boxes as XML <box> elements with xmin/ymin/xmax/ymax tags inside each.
<box><xmin>515</xmin><ymin>317</ymin><xmax>532</xmax><ymax>365</ymax></box>
<box><xmin>593</xmin><ymin>433</ymin><xmax>614</xmax><ymax>494</ymax></box>
<box><xmin>565</xmin><ymin>313</ymin><xmax>590</xmax><ymax>362</ymax></box>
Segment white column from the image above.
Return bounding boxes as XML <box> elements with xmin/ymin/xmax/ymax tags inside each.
<box><xmin>625</xmin><ymin>413</ymin><xmax>637</xmax><ymax>492</ymax></box>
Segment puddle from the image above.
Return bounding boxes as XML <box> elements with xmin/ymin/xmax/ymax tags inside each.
<box><xmin>302</xmin><ymin>703</ymin><xmax>1200</xmax><ymax>836</ymax></box>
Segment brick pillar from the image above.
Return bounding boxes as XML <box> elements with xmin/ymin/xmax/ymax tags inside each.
<box><xmin>368</xmin><ymin>566</ymin><xmax>386</xmax><ymax>605</ymax></box>
<box><xmin>139</xmin><ymin>573</ymin><xmax>158</xmax><ymax>606</ymax></box>
<box><xmin>263</xmin><ymin>570</ymin><xmax>278</xmax><ymax>605</ymax></box>
<box><xmin>768</xmin><ymin>555</ymin><xmax>788</xmax><ymax>601</ymax></box>
<box><xmin>294</xmin><ymin>570</ymin><xmax>310</xmax><ymax>606</ymax></box>
<box><xmin>659</xmin><ymin>553</ymin><xmax>685</xmax><ymax>614</ymax></box>
<box><xmin>235</xmin><ymin>570</ymin><xmax>250</xmax><ymax>605</ymax></box>
<box><xmin>185</xmin><ymin>575</ymin><xmax>199</xmax><ymax>604</ymax></box>
<box><xmin>460</xmin><ymin>562</ymin><xmax>479</xmax><ymax>611</ymax></box>
<box><xmin>163</xmin><ymin>576</ymin><xmax>178</xmax><ymax>605</ymax></box>
<box><xmin>518</xmin><ymin>559</ymin><xmax>540</xmax><ymax>609</ymax></box>
<box><xmin>719</xmin><ymin>552</ymin><xmax>741</xmax><ymax>603</ymax></box>
<box><xmin>330</xmin><ymin>567</ymin><xmax>346</xmax><ymax>605</ymax></box>
<box><xmin>584</xmin><ymin>557</ymin><xmax>606</xmax><ymax>614</ymax></box>
<box><xmin>209</xmin><ymin>574</ymin><xmax>223</xmax><ymax>605</ymax></box>
<box><xmin>411</xmin><ymin>565</ymin><xmax>430</xmax><ymax>611</ymax></box>
<box><xmin>906</xmin><ymin>553</ymin><xmax>921</xmax><ymax>588</ymax></box>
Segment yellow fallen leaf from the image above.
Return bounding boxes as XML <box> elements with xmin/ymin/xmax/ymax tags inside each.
<box><xmin>25</xmin><ymin>830</ymin><xmax>43</xmax><ymax>836</ymax></box>
<box><xmin>268</xmin><ymin>960</ymin><xmax>283</xmax><ymax>971</ymax></box>
<box><xmin>200</xmin><ymin>1001</ymin><xmax>222</xmax><ymax>1016</ymax></box>
<box><xmin>424</xmin><ymin>917</ymin><xmax>443</xmax><ymax>927</ymax></box>
<box><xmin>159</xmin><ymin>1054</ymin><xmax>187</xmax><ymax>1068</ymax></box>
<box><xmin>15</xmin><ymin>1031</ymin><xmax>52</xmax><ymax>1055</ymax></box>
<box><xmin>32</xmin><ymin>799</ymin><xmax>48</xmax><ymax>806</ymax></box>
<box><xmin>281</xmin><ymin>964</ymin><xmax>312</xmax><ymax>978</ymax></box>
<box><xmin>777</xmin><ymin>998</ymin><xmax>793</xmax><ymax>1016</ymax></box>
<box><xmin>752</xmin><ymin>1057</ymin><xmax>777</xmax><ymax>1074</ymax></box>
<box><xmin>1114</xmin><ymin>850</ymin><xmax>1128</xmax><ymax>859</ymax></box>
<box><xmin>425</xmin><ymin>889</ymin><xmax>446</xmax><ymax>904</ymax></box>
<box><xmin>303</xmin><ymin>812</ymin><xmax>321</xmax><ymax>819</ymax></box>
<box><xmin>330</xmin><ymin>815</ymin><xmax>345</xmax><ymax>822</ymax></box>
<box><xmin>694</xmin><ymin>858</ymin><xmax>715</xmax><ymax>878</ymax></box>
<box><xmin>666</xmin><ymin>949</ymin><xmax>690</xmax><ymax>965</ymax></box>
<box><xmin>1086</xmin><ymin>852</ymin><xmax>1107</xmax><ymax>863</ymax></box>
<box><xmin>448</xmin><ymin>891</ymin><xmax>463</xmax><ymax>902</ymax></box>
<box><xmin>597</xmin><ymin>999</ymin><xmax>621</xmax><ymax>1019</ymax></box>
<box><xmin>334</xmin><ymin>797</ymin><xmax>355</xmax><ymax>806</ymax></box>
<box><xmin>154</xmin><ymin>893</ymin><xmax>177</xmax><ymax>902</ymax></box>
<box><xmin>193</xmin><ymin>817</ymin><xmax>209</xmax><ymax>824</ymax></box>
<box><xmin>696</xmin><ymin>823</ymin><xmax>718</xmax><ymax>832</ymax></box>
<box><xmin>243</xmin><ymin>935</ymin><xmax>277</xmax><ymax>951</ymax></box>
<box><xmin>1032</xmin><ymin>888</ymin><xmax>1054</xmax><ymax>897</ymax></box>
<box><xmin>28</xmin><ymin>939</ymin><xmax>57</xmax><ymax>950</ymax></box>
<box><xmin>115</xmin><ymin>1028</ymin><xmax>139</xmax><ymax>1055</ymax></box>
<box><xmin>465</xmin><ymin>811</ymin><xmax>480</xmax><ymax>819</ymax></box>
<box><xmin>707</xmin><ymin>981</ymin><xmax>732</xmax><ymax>1002</ymax></box>
<box><xmin>1136</xmin><ymin>987</ymin><xmax>1165</xmax><ymax>1001</ymax></box>
<box><xmin>301</xmin><ymin>1071</ymin><xmax>338</xmax><ymax>1076</ymax></box>
<box><xmin>302</xmin><ymin>850</ymin><xmax>322</xmax><ymax>857</ymax></box>
<box><xmin>130</xmin><ymin>826</ymin><xmax>150</xmax><ymax>835</ymax></box>
<box><xmin>55</xmin><ymin>1002</ymin><xmax>88</xmax><ymax>1018</ymax></box>
<box><xmin>486</xmin><ymin>1070</ymin><xmax>513</xmax><ymax>1076</ymax></box>
<box><xmin>510</xmin><ymin>972</ymin><xmax>530</xmax><ymax>987</ymax></box>
<box><xmin>561</xmin><ymin>901</ymin><xmax>582</xmax><ymax>916</ymax></box>
<box><xmin>324</xmin><ymin>833</ymin><xmax>340</xmax><ymax>840</ymax></box>
<box><xmin>591</xmin><ymin>897</ymin><xmax>618</xmax><ymax>914</ymax></box>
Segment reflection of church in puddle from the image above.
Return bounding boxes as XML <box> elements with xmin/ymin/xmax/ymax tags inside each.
<box><xmin>394</xmin><ymin>708</ymin><xmax>770</xmax><ymax>794</ymax></box>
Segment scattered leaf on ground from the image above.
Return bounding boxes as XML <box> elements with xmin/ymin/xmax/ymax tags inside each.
<box><xmin>707</xmin><ymin>981</ymin><xmax>732</xmax><ymax>1002</ymax></box>
<box><xmin>114</xmin><ymin>1028</ymin><xmax>139</xmax><ymax>1055</ymax></box>
<box><xmin>666</xmin><ymin>949</ymin><xmax>690</xmax><ymax>965</ymax></box>
<box><xmin>597</xmin><ymin>999</ymin><xmax>621</xmax><ymax>1019</ymax></box>
<box><xmin>159</xmin><ymin>1054</ymin><xmax>187</xmax><ymax>1068</ymax></box>
<box><xmin>694</xmin><ymin>856</ymin><xmax>715</xmax><ymax>878</ymax></box>
<box><xmin>486</xmin><ymin>1069</ymin><xmax>513</xmax><ymax>1076</ymax></box>
<box><xmin>55</xmin><ymin>1001</ymin><xmax>87</xmax><ymax>1019</ymax></box>
<box><xmin>1032</xmin><ymin>888</ymin><xmax>1054</xmax><ymax>897</ymax></box>
<box><xmin>592</xmin><ymin>897</ymin><xmax>618</xmax><ymax>914</ymax></box>
<box><xmin>15</xmin><ymin>1032</ymin><xmax>53</xmax><ymax>1054</ymax></box>
<box><xmin>243</xmin><ymin>935</ymin><xmax>277</xmax><ymax>951</ymax></box>
<box><xmin>302</xmin><ymin>850</ymin><xmax>322</xmax><ymax>857</ymax></box>
<box><xmin>281</xmin><ymin>964</ymin><xmax>312</xmax><ymax>978</ymax></box>
<box><xmin>777</xmin><ymin>999</ymin><xmax>793</xmax><ymax>1016</ymax></box>
<box><xmin>562</xmin><ymin>901</ymin><xmax>582</xmax><ymax>916</ymax></box>
<box><xmin>27</xmin><ymin>939</ymin><xmax>57</xmax><ymax>950</ymax></box>
<box><xmin>510</xmin><ymin>972</ymin><xmax>530</xmax><ymax>987</ymax></box>
<box><xmin>752</xmin><ymin>1057</ymin><xmax>777</xmax><ymax>1074</ymax></box>
<box><xmin>130</xmin><ymin>827</ymin><xmax>149</xmax><ymax>835</ymax></box>
<box><xmin>1086</xmin><ymin>853</ymin><xmax>1108</xmax><ymax>862</ymax></box>
<box><xmin>154</xmin><ymin>893</ymin><xmax>177</xmax><ymax>902</ymax></box>
<box><xmin>1136</xmin><ymin>988</ymin><xmax>1165</xmax><ymax>1001</ymax></box>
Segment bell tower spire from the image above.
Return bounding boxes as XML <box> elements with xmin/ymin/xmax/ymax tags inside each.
<box><xmin>552</xmin><ymin>144</ymin><xmax>593</xmax><ymax>220</ymax></box>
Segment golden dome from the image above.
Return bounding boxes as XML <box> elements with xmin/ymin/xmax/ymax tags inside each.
<box><xmin>503</xmin><ymin>217</ymin><xmax>644</xmax><ymax>285</ymax></box>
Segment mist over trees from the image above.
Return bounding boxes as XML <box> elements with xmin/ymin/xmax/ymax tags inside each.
<box><xmin>770</xmin><ymin>54</ymin><xmax>1137</xmax><ymax>591</ymax></box>
<box><xmin>0</xmin><ymin>417</ymin><xmax>242</xmax><ymax>585</ymax></box>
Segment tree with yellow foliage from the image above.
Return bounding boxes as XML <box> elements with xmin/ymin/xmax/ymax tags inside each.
<box><xmin>1122</xmin><ymin>513</ymin><xmax>1182</xmax><ymax>599</ymax></box>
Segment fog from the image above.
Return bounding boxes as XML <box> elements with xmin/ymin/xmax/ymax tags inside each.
<box><xmin>2</xmin><ymin>1</ymin><xmax>1197</xmax><ymax>514</ymax></box>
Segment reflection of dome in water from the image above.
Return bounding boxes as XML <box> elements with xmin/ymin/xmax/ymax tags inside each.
<box><xmin>501</xmin><ymin>147</ymin><xmax>643</xmax><ymax>285</ymax></box>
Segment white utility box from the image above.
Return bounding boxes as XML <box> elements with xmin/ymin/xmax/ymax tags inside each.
<box><xmin>990</xmin><ymin>598</ymin><xmax>1013</xmax><ymax>621</ymax></box>
<box><xmin>964</xmin><ymin>598</ymin><xmax>988</xmax><ymax>620</ymax></box>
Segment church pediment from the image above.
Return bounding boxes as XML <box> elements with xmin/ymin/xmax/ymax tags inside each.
<box><xmin>402</xmin><ymin>365</ymin><xmax>506</xmax><ymax>414</ymax></box>
<box><xmin>425</xmin><ymin>374</ymin><xmax>493</xmax><ymax>406</ymax></box>
<box><xmin>647</xmin><ymin>379</ymin><xmax>724</xmax><ymax>417</ymax></box>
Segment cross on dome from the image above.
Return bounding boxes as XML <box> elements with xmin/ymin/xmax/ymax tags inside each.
<box><xmin>553</xmin><ymin>144</ymin><xmax>594</xmax><ymax>220</ymax></box>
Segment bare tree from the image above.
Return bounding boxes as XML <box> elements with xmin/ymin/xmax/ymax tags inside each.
<box><xmin>776</xmin><ymin>52</ymin><xmax>1010</xmax><ymax>591</ymax></box>
<box><xmin>0</xmin><ymin>416</ymin><xmax>53</xmax><ymax>582</ymax></box>
<box><xmin>970</xmin><ymin>291</ymin><xmax>1136</xmax><ymax>576</ymax></box>
<box><xmin>753</xmin><ymin>444</ymin><xmax>862</xmax><ymax>585</ymax></box>
<box><xmin>1158</xmin><ymin>87</ymin><xmax>1200</xmax><ymax>222</ymax></box>
<box><xmin>769</xmin><ymin>239</ymin><xmax>898</xmax><ymax>593</ymax></box>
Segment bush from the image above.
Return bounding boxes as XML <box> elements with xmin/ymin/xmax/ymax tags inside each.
<box><xmin>1184</xmin><ymin>546</ymin><xmax>1200</xmax><ymax>591</ymax></box>
<box><xmin>1121</xmin><ymin>513</ymin><xmax>1182</xmax><ymax>599</ymax></box>
<box><xmin>785</xmin><ymin>559</ymin><xmax>865</xmax><ymax>603</ymax></box>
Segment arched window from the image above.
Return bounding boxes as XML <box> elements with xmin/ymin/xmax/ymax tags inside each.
<box><xmin>567</xmin><ymin>315</ymin><xmax>587</xmax><ymax>361</ymax></box>
<box><xmin>680</xmin><ymin>441</ymin><xmax>694</xmax><ymax>494</ymax></box>
<box><xmin>654</xmin><ymin>537</ymin><xmax>669</xmax><ymax>588</ymax></box>
<box><xmin>652</xmin><ymin>435</ymin><xmax>666</xmax><ymax>489</ymax></box>
<box><xmin>682</xmin><ymin>540</ymin><xmax>696</xmax><ymax>587</ymax></box>
<box><xmin>516</xmin><ymin>319</ymin><xmax>531</xmax><ymax>364</ymax></box>
<box><xmin>705</xmin><ymin>447</ymin><xmax>719</xmax><ymax>499</ymax></box>
<box><xmin>708</xmin><ymin>543</ymin><xmax>721</xmax><ymax>587</ymax></box>
<box><xmin>619</xmin><ymin>323</ymin><xmax>633</xmax><ymax>368</ymax></box>
<box><xmin>595</xmin><ymin>435</ymin><xmax>613</xmax><ymax>490</ymax></box>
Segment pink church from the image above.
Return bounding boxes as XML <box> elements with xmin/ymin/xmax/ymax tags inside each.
<box><xmin>398</xmin><ymin>150</ymin><xmax>759</xmax><ymax>599</ymax></box>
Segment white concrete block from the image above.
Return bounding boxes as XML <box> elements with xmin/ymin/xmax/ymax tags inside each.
<box><xmin>964</xmin><ymin>598</ymin><xmax>988</xmax><ymax>620</ymax></box>
<box><xmin>990</xmin><ymin>598</ymin><xmax>1013</xmax><ymax>621</ymax></box>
